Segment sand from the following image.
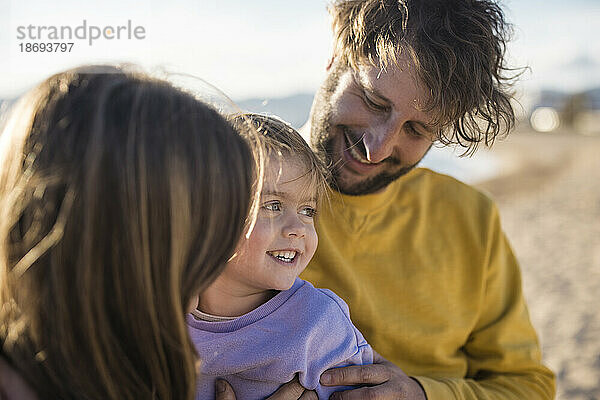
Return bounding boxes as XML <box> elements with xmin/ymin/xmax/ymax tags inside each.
<box><xmin>475</xmin><ymin>127</ymin><xmax>600</xmax><ymax>400</ymax></box>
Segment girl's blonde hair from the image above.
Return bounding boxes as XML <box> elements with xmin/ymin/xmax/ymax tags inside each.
<box><xmin>232</xmin><ymin>114</ymin><xmax>329</xmax><ymax>204</ymax></box>
<box><xmin>0</xmin><ymin>65</ymin><xmax>256</xmax><ymax>399</ymax></box>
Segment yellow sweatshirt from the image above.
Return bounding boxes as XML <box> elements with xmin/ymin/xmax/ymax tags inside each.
<box><xmin>301</xmin><ymin>168</ymin><xmax>555</xmax><ymax>399</ymax></box>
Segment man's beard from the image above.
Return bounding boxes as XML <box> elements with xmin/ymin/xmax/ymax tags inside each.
<box><xmin>318</xmin><ymin>133</ymin><xmax>423</xmax><ymax>195</ymax></box>
<box><xmin>308</xmin><ymin>64</ymin><xmax>427</xmax><ymax>196</ymax></box>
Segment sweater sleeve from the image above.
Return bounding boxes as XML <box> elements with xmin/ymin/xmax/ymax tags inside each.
<box><xmin>316</xmin><ymin>288</ymin><xmax>373</xmax><ymax>359</ymax></box>
<box><xmin>299</xmin><ymin>287</ymin><xmax>374</xmax><ymax>398</ymax></box>
<box><xmin>413</xmin><ymin>203</ymin><xmax>555</xmax><ymax>399</ymax></box>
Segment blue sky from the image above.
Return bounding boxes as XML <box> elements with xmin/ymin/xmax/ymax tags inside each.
<box><xmin>1</xmin><ymin>0</ymin><xmax>599</xmax><ymax>101</ymax></box>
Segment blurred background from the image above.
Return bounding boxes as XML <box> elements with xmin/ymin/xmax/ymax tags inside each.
<box><xmin>1</xmin><ymin>1</ymin><xmax>598</xmax><ymax>398</ymax></box>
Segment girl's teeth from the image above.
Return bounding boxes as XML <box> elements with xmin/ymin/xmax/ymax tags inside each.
<box><xmin>269</xmin><ymin>250</ymin><xmax>297</xmax><ymax>262</ymax></box>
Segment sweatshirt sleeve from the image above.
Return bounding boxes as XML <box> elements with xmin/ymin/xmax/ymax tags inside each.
<box><xmin>413</xmin><ymin>204</ymin><xmax>555</xmax><ymax>399</ymax></box>
<box><xmin>317</xmin><ymin>288</ymin><xmax>374</xmax><ymax>363</ymax></box>
<box><xmin>298</xmin><ymin>287</ymin><xmax>374</xmax><ymax>398</ymax></box>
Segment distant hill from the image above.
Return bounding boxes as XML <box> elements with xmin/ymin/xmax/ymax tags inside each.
<box><xmin>582</xmin><ymin>87</ymin><xmax>600</xmax><ymax>110</ymax></box>
<box><xmin>236</xmin><ymin>93</ymin><xmax>315</xmax><ymax>129</ymax></box>
<box><xmin>532</xmin><ymin>87</ymin><xmax>600</xmax><ymax>111</ymax></box>
<box><xmin>0</xmin><ymin>93</ymin><xmax>316</xmax><ymax>128</ymax></box>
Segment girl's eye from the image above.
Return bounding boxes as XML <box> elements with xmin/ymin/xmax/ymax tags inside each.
<box><xmin>299</xmin><ymin>207</ymin><xmax>317</xmax><ymax>218</ymax></box>
<box><xmin>263</xmin><ymin>201</ymin><xmax>282</xmax><ymax>212</ymax></box>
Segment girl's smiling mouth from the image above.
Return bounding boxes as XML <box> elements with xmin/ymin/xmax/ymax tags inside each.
<box><xmin>267</xmin><ymin>250</ymin><xmax>299</xmax><ymax>264</ymax></box>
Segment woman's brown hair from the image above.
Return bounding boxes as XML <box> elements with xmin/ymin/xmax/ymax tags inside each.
<box><xmin>0</xmin><ymin>65</ymin><xmax>256</xmax><ymax>399</ymax></box>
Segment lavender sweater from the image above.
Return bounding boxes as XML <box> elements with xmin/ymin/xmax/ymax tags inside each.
<box><xmin>187</xmin><ymin>278</ymin><xmax>373</xmax><ymax>399</ymax></box>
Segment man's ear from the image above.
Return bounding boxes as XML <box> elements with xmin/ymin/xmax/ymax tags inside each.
<box><xmin>326</xmin><ymin>54</ymin><xmax>336</xmax><ymax>71</ymax></box>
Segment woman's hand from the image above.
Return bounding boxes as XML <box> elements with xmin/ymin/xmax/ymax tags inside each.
<box><xmin>215</xmin><ymin>375</ymin><xmax>317</xmax><ymax>400</ymax></box>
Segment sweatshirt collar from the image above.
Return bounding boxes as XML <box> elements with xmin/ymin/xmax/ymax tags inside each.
<box><xmin>326</xmin><ymin>168</ymin><xmax>417</xmax><ymax>215</ymax></box>
<box><xmin>186</xmin><ymin>278</ymin><xmax>305</xmax><ymax>332</ymax></box>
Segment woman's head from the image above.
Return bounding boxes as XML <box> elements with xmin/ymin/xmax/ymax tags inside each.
<box><xmin>207</xmin><ymin>114</ymin><xmax>328</xmax><ymax>299</ymax></box>
<box><xmin>0</xmin><ymin>65</ymin><xmax>255</xmax><ymax>399</ymax></box>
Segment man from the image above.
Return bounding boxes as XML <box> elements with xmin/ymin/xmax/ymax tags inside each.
<box><xmin>302</xmin><ymin>0</ymin><xmax>555</xmax><ymax>398</ymax></box>
<box><xmin>217</xmin><ymin>0</ymin><xmax>555</xmax><ymax>399</ymax></box>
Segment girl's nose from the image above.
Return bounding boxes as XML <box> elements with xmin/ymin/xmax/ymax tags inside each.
<box><xmin>282</xmin><ymin>215</ymin><xmax>306</xmax><ymax>238</ymax></box>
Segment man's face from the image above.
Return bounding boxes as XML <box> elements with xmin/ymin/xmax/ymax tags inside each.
<box><xmin>310</xmin><ymin>55</ymin><xmax>436</xmax><ymax>195</ymax></box>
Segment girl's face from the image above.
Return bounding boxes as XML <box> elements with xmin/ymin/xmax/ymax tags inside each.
<box><xmin>220</xmin><ymin>155</ymin><xmax>319</xmax><ymax>294</ymax></box>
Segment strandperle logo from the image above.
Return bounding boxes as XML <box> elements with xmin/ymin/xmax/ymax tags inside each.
<box><xmin>16</xmin><ymin>20</ymin><xmax>146</xmax><ymax>46</ymax></box>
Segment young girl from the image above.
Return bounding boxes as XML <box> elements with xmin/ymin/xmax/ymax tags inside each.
<box><xmin>0</xmin><ymin>65</ymin><xmax>257</xmax><ymax>399</ymax></box>
<box><xmin>187</xmin><ymin>114</ymin><xmax>373</xmax><ymax>399</ymax></box>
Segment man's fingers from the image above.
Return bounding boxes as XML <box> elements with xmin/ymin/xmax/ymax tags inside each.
<box><xmin>371</xmin><ymin>349</ymin><xmax>386</xmax><ymax>364</ymax></box>
<box><xmin>329</xmin><ymin>385</ymin><xmax>400</xmax><ymax>400</ymax></box>
<box><xmin>267</xmin><ymin>376</ymin><xmax>308</xmax><ymax>399</ymax></box>
<box><xmin>215</xmin><ymin>379</ymin><xmax>236</xmax><ymax>400</ymax></box>
<box><xmin>215</xmin><ymin>376</ymin><xmax>315</xmax><ymax>400</ymax></box>
<box><xmin>321</xmin><ymin>364</ymin><xmax>391</xmax><ymax>386</ymax></box>
<box><xmin>299</xmin><ymin>389</ymin><xmax>319</xmax><ymax>400</ymax></box>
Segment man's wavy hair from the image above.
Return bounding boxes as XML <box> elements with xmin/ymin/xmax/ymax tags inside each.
<box><xmin>330</xmin><ymin>0</ymin><xmax>521</xmax><ymax>154</ymax></box>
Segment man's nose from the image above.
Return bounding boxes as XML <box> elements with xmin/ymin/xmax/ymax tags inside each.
<box><xmin>362</xmin><ymin>122</ymin><xmax>401</xmax><ymax>163</ymax></box>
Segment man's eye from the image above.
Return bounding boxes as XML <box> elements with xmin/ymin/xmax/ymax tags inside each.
<box><xmin>407</xmin><ymin>123</ymin><xmax>433</xmax><ymax>140</ymax></box>
<box><xmin>407</xmin><ymin>123</ymin><xmax>423</xmax><ymax>137</ymax></box>
<box><xmin>263</xmin><ymin>202</ymin><xmax>282</xmax><ymax>212</ymax></box>
<box><xmin>299</xmin><ymin>207</ymin><xmax>317</xmax><ymax>218</ymax></box>
<box><xmin>363</xmin><ymin>94</ymin><xmax>388</xmax><ymax>112</ymax></box>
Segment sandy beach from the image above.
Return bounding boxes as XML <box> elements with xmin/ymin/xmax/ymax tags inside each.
<box><xmin>474</xmin><ymin>127</ymin><xmax>600</xmax><ymax>400</ymax></box>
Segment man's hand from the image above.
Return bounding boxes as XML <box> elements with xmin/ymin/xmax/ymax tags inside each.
<box><xmin>320</xmin><ymin>350</ymin><xmax>427</xmax><ymax>400</ymax></box>
<box><xmin>215</xmin><ymin>376</ymin><xmax>318</xmax><ymax>400</ymax></box>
